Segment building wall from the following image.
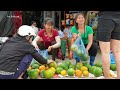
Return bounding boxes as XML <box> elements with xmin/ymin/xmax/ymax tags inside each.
<box><xmin>43</xmin><ymin>11</ymin><xmax>61</xmax><ymax>30</ymax></box>
<box><xmin>22</xmin><ymin>11</ymin><xmax>62</xmax><ymax>29</ymax></box>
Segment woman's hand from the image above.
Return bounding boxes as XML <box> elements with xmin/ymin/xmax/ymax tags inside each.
<box><xmin>77</xmin><ymin>33</ymin><xmax>81</xmax><ymax>37</ymax></box>
<box><xmin>73</xmin><ymin>33</ymin><xmax>79</xmax><ymax>40</ymax></box>
<box><xmin>86</xmin><ymin>48</ymin><xmax>88</xmax><ymax>54</ymax></box>
<box><xmin>34</xmin><ymin>44</ymin><xmax>39</xmax><ymax>49</ymax></box>
<box><xmin>48</xmin><ymin>46</ymin><xmax>53</xmax><ymax>52</ymax></box>
<box><xmin>32</xmin><ymin>42</ymin><xmax>39</xmax><ymax>49</ymax></box>
<box><xmin>32</xmin><ymin>35</ymin><xmax>41</xmax><ymax>49</ymax></box>
<box><xmin>47</xmin><ymin>59</ymin><xmax>54</xmax><ymax>64</ymax></box>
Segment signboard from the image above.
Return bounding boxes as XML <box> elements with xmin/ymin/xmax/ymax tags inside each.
<box><xmin>69</xmin><ymin>11</ymin><xmax>86</xmax><ymax>14</ymax></box>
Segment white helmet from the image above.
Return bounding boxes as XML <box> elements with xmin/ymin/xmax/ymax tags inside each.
<box><xmin>17</xmin><ymin>25</ymin><xmax>36</xmax><ymax>37</ymax></box>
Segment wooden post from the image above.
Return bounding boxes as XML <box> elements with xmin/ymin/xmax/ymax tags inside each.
<box><xmin>59</xmin><ymin>11</ymin><xmax>61</xmax><ymax>30</ymax></box>
<box><xmin>64</xmin><ymin>11</ymin><xmax>65</xmax><ymax>20</ymax></box>
<box><xmin>85</xmin><ymin>11</ymin><xmax>90</xmax><ymax>25</ymax></box>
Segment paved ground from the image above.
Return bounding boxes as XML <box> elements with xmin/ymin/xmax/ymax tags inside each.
<box><xmin>34</xmin><ymin>48</ymin><xmax>117</xmax><ymax>79</ymax></box>
<box><xmin>52</xmin><ymin>49</ymin><xmax>117</xmax><ymax>79</ymax></box>
<box><xmin>55</xmin><ymin>48</ymin><xmax>102</xmax><ymax>65</ymax></box>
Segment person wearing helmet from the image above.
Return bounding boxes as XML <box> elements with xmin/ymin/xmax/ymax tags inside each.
<box><xmin>0</xmin><ymin>25</ymin><xmax>54</xmax><ymax>79</ymax></box>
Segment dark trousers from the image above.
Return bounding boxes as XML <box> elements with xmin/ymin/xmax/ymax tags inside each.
<box><xmin>85</xmin><ymin>42</ymin><xmax>98</xmax><ymax>66</ymax></box>
<box><xmin>0</xmin><ymin>55</ymin><xmax>33</xmax><ymax>79</ymax></box>
<box><xmin>37</xmin><ymin>41</ymin><xmax>58</xmax><ymax>61</ymax></box>
<box><xmin>60</xmin><ymin>38</ymin><xmax>71</xmax><ymax>58</ymax></box>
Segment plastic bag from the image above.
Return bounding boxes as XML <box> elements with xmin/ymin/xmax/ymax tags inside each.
<box><xmin>36</xmin><ymin>48</ymin><xmax>50</xmax><ymax>60</ymax></box>
<box><xmin>72</xmin><ymin>36</ymin><xmax>87</xmax><ymax>54</ymax></box>
<box><xmin>71</xmin><ymin>36</ymin><xmax>89</xmax><ymax>63</ymax></box>
<box><xmin>30</xmin><ymin>49</ymin><xmax>50</xmax><ymax>65</ymax></box>
<box><xmin>30</xmin><ymin>58</ymin><xmax>39</xmax><ymax>65</ymax></box>
<box><xmin>58</xmin><ymin>30</ymin><xmax>64</xmax><ymax>38</ymax></box>
<box><xmin>68</xmin><ymin>31</ymin><xmax>72</xmax><ymax>38</ymax></box>
<box><xmin>63</xmin><ymin>29</ymin><xmax>72</xmax><ymax>38</ymax></box>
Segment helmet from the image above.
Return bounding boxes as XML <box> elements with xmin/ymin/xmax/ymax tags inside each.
<box><xmin>17</xmin><ymin>25</ymin><xmax>36</xmax><ymax>37</ymax></box>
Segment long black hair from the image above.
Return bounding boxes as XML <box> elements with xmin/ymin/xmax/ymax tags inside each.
<box><xmin>74</xmin><ymin>13</ymin><xmax>87</xmax><ymax>43</ymax></box>
<box><xmin>74</xmin><ymin>13</ymin><xmax>86</xmax><ymax>30</ymax></box>
<box><xmin>42</xmin><ymin>17</ymin><xmax>54</xmax><ymax>29</ymax></box>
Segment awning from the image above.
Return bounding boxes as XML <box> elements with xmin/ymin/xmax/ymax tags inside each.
<box><xmin>0</xmin><ymin>11</ymin><xmax>14</xmax><ymax>37</ymax></box>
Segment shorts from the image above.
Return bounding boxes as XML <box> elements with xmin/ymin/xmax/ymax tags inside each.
<box><xmin>0</xmin><ymin>55</ymin><xmax>33</xmax><ymax>79</ymax></box>
<box><xmin>96</xmin><ymin>17</ymin><xmax>120</xmax><ymax>42</ymax></box>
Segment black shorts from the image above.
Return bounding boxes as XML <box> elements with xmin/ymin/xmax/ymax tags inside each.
<box><xmin>96</xmin><ymin>17</ymin><xmax>120</xmax><ymax>42</ymax></box>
